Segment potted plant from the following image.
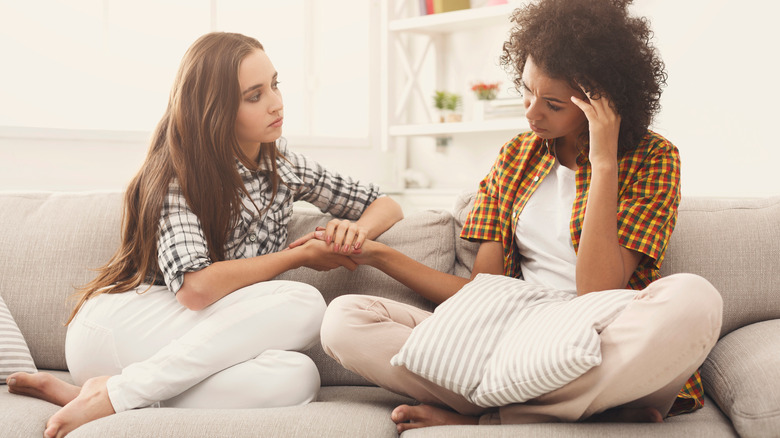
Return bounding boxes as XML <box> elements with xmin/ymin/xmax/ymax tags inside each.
<box><xmin>470</xmin><ymin>82</ymin><xmax>500</xmax><ymax>120</ymax></box>
<box><xmin>433</xmin><ymin>90</ymin><xmax>449</xmax><ymax>122</ymax></box>
<box><xmin>443</xmin><ymin>92</ymin><xmax>462</xmax><ymax>122</ymax></box>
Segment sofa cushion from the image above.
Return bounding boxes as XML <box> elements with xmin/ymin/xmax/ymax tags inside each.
<box><xmin>0</xmin><ymin>294</ymin><xmax>37</xmax><ymax>380</ymax></box>
<box><xmin>701</xmin><ymin>319</ymin><xmax>780</xmax><ymax>438</ymax></box>
<box><xmin>0</xmin><ymin>192</ymin><xmax>124</xmax><ymax>371</ymax></box>
<box><xmin>659</xmin><ymin>197</ymin><xmax>780</xmax><ymax>336</ymax></box>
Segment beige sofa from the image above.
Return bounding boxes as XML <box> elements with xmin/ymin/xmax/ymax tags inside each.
<box><xmin>1</xmin><ymin>191</ymin><xmax>779</xmax><ymax>438</ymax></box>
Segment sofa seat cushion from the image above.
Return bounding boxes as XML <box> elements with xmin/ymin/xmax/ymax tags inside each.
<box><xmin>702</xmin><ymin>319</ymin><xmax>780</xmax><ymax>438</ymax></box>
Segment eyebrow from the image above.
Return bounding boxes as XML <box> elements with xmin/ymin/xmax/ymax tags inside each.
<box><xmin>521</xmin><ymin>80</ymin><xmax>567</xmax><ymax>104</ymax></box>
<box><xmin>242</xmin><ymin>72</ymin><xmax>278</xmax><ymax>96</ymax></box>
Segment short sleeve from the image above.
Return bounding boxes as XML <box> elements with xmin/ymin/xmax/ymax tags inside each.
<box><xmin>157</xmin><ymin>184</ymin><xmax>212</xmax><ymax>293</ymax></box>
<box><xmin>461</xmin><ymin>146</ymin><xmax>506</xmax><ymax>243</ymax></box>
<box><xmin>616</xmin><ymin>134</ymin><xmax>681</xmax><ymax>270</ymax></box>
<box><xmin>282</xmin><ymin>149</ymin><xmax>383</xmax><ymax>220</ymax></box>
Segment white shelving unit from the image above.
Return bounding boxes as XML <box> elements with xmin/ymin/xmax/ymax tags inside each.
<box><xmin>381</xmin><ymin>1</ymin><xmax>528</xmax><ymax>211</ymax></box>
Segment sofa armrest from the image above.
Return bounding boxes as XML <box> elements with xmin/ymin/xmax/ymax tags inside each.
<box><xmin>701</xmin><ymin>319</ymin><xmax>780</xmax><ymax>437</ymax></box>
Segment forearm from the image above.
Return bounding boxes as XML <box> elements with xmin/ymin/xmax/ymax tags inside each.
<box><xmin>576</xmin><ymin>161</ymin><xmax>626</xmax><ymax>295</ymax></box>
<box><xmin>356</xmin><ymin>196</ymin><xmax>404</xmax><ymax>240</ymax></box>
<box><xmin>364</xmin><ymin>241</ymin><xmax>469</xmax><ymax>304</ymax></box>
<box><xmin>178</xmin><ymin>248</ymin><xmax>308</xmax><ymax>310</ymax></box>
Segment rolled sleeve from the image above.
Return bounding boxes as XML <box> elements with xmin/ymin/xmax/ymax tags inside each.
<box><xmin>616</xmin><ymin>135</ymin><xmax>681</xmax><ymax>270</ymax></box>
<box><xmin>157</xmin><ymin>185</ymin><xmax>212</xmax><ymax>293</ymax></box>
<box><xmin>461</xmin><ymin>146</ymin><xmax>506</xmax><ymax>243</ymax></box>
<box><xmin>283</xmin><ymin>150</ymin><xmax>382</xmax><ymax>220</ymax></box>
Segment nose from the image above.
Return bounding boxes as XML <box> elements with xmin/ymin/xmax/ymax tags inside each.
<box><xmin>269</xmin><ymin>90</ymin><xmax>283</xmax><ymax>113</ymax></box>
<box><xmin>525</xmin><ymin>95</ymin><xmax>542</xmax><ymax>123</ymax></box>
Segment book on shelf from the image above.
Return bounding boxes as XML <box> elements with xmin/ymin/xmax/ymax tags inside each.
<box><xmin>432</xmin><ymin>0</ymin><xmax>470</xmax><ymax>14</ymax></box>
<box><xmin>483</xmin><ymin>97</ymin><xmax>525</xmax><ymax>119</ymax></box>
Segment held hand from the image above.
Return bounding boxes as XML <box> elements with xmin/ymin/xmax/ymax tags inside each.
<box><xmin>297</xmin><ymin>238</ymin><xmax>359</xmax><ymax>271</ymax></box>
<box><xmin>570</xmin><ymin>87</ymin><xmax>621</xmax><ymax>167</ymax></box>
<box><xmin>323</xmin><ymin>218</ymin><xmax>367</xmax><ymax>254</ymax></box>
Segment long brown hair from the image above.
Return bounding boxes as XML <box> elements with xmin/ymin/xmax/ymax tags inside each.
<box><xmin>68</xmin><ymin>32</ymin><xmax>281</xmax><ymax>323</ymax></box>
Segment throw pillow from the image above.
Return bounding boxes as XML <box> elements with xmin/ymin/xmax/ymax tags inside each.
<box><xmin>0</xmin><ymin>294</ymin><xmax>37</xmax><ymax>382</ymax></box>
<box><xmin>391</xmin><ymin>274</ymin><xmax>635</xmax><ymax>407</ymax></box>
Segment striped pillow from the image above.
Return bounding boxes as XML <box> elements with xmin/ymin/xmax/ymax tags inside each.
<box><xmin>0</xmin><ymin>295</ymin><xmax>37</xmax><ymax>381</ymax></box>
<box><xmin>391</xmin><ymin>274</ymin><xmax>635</xmax><ymax>407</ymax></box>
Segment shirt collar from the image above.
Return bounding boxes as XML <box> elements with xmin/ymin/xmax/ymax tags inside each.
<box><xmin>534</xmin><ymin>134</ymin><xmax>591</xmax><ymax>167</ymax></box>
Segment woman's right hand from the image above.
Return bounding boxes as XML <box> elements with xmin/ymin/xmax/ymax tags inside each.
<box><xmin>292</xmin><ymin>236</ymin><xmax>359</xmax><ymax>271</ymax></box>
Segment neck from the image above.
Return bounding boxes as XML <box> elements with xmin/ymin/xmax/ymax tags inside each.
<box><xmin>552</xmin><ymin>137</ymin><xmax>580</xmax><ymax>170</ymax></box>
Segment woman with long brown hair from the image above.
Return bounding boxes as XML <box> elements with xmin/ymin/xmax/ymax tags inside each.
<box><xmin>6</xmin><ymin>31</ymin><xmax>403</xmax><ymax>437</ymax></box>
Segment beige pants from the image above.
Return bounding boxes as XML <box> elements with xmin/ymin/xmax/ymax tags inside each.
<box><xmin>320</xmin><ymin>273</ymin><xmax>722</xmax><ymax>424</ymax></box>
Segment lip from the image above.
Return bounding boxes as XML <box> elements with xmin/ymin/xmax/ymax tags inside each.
<box><xmin>528</xmin><ymin>121</ymin><xmax>546</xmax><ymax>133</ymax></box>
<box><xmin>269</xmin><ymin>117</ymin><xmax>283</xmax><ymax>128</ymax></box>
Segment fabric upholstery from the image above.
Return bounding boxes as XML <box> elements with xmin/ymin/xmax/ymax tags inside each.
<box><xmin>659</xmin><ymin>197</ymin><xmax>780</xmax><ymax>337</ymax></box>
<box><xmin>0</xmin><ymin>192</ymin><xmax>123</xmax><ymax>371</ymax></box>
<box><xmin>701</xmin><ymin>319</ymin><xmax>780</xmax><ymax>438</ymax></box>
<box><xmin>0</xmin><ymin>294</ymin><xmax>37</xmax><ymax>380</ymax></box>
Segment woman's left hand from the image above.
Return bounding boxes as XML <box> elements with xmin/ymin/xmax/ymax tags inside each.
<box><xmin>571</xmin><ymin>87</ymin><xmax>621</xmax><ymax>167</ymax></box>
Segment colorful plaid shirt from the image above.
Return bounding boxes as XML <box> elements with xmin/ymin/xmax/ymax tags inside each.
<box><xmin>461</xmin><ymin>130</ymin><xmax>703</xmax><ymax>415</ymax></box>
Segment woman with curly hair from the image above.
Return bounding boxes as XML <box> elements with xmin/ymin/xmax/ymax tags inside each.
<box><xmin>316</xmin><ymin>0</ymin><xmax>722</xmax><ymax>431</ymax></box>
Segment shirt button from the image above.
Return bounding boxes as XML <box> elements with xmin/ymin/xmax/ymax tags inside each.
<box><xmin>533</xmin><ymin>176</ymin><xmax>539</xmax><ymax>182</ymax></box>
<box><xmin>248</xmin><ymin>234</ymin><xmax>257</xmax><ymax>242</ymax></box>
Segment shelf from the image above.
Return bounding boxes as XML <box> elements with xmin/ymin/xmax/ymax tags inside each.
<box><xmin>388</xmin><ymin>3</ymin><xmax>518</xmax><ymax>34</ymax></box>
<box><xmin>389</xmin><ymin>117</ymin><xmax>528</xmax><ymax>137</ymax></box>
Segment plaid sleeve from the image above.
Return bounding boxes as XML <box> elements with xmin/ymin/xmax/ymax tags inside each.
<box><xmin>157</xmin><ymin>184</ymin><xmax>212</xmax><ymax>293</ymax></box>
<box><xmin>283</xmin><ymin>149</ymin><xmax>383</xmax><ymax>220</ymax></box>
<box><xmin>616</xmin><ymin>133</ymin><xmax>681</xmax><ymax>269</ymax></box>
<box><xmin>460</xmin><ymin>145</ymin><xmax>506</xmax><ymax>243</ymax></box>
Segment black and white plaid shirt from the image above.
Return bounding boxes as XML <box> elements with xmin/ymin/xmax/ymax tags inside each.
<box><xmin>155</xmin><ymin>142</ymin><xmax>383</xmax><ymax>293</ymax></box>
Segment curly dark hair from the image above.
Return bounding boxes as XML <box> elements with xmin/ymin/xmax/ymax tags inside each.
<box><xmin>500</xmin><ymin>0</ymin><xmax>667</xmax><ymax>154</ymax></box>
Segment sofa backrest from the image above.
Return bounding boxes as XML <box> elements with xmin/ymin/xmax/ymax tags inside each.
<box><xmin>658</xmin><ymin>196</ymin><xmax>780</xmax><ymax>337</ymax></box>
<box><xmin>0</xmin><ymin>192</ymin><xmax>123</xmax><ymax>371</ymax></box>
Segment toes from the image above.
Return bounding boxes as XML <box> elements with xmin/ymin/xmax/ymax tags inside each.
<box><xmin>391</xmin><ymin>405</ymin><xmax>410</xmax><ymax>423</ymax></box>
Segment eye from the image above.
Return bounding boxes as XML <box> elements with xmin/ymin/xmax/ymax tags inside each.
<box><xmin>547</xmin><ymin>102</ymin><xmax>562</xmax><ymax>112</ymax></box>
<box><xmin>247</xmin><ymin>93</ymin><xmax>260</xmax><ymax>103</ymax></box>
<box><xmin>272</xmin><ymin>80</ymin><xmax>281</xmax><ymax>90</ymax></box>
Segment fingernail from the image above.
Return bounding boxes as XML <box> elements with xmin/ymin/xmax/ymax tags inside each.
<box><xmin>7</xmin><ymin>378</ymin><xmax>15</xmax><ymax>386</ymax></box>
<box><xmin>355</xmin><ymin>242</ymin><xmax>362</xmax><ymax>250</ymax></box>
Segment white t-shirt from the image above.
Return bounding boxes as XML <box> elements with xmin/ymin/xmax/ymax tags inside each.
<box><xmin>514</xmin><ymin>159</ymin><xmax>578</xmax><ymax>294</ymax></box>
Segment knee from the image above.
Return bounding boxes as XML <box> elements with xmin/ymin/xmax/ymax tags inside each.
<box><xmin>658</xmin><ymin>273</ymin><xmax>723</xmax><ymax>339</ymax></box>
<box><xmin>268</xmin><ymin>351</ymin><xmax>321</xmax><ymax>406</ymax></box>
<box><xmin>320</xmin><ymin>295</ymin><xmax>367</xmax><ymax>361</ymax></box>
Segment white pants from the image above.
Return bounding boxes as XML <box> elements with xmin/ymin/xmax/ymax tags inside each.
<box><xmin>65</xmin><ymin>280</ymin><xmax>326</xmax><ymax>412</ymax></box>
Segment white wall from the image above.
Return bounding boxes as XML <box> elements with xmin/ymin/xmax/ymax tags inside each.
<box><xmin>2</xmin><ymin>1</ymin><xmax>778</xmax><ymax>198</ymax></box>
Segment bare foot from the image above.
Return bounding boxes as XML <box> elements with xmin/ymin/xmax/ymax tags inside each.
<box><xmin>391</xmin><ymin>404</ymin><xmax>478</xmax><ymax>433</ymax></box>
<box><xmin>6</xmin><ymin>372</ymin><xmax>81</xmax><ymax>407</ymax></box>
<box><xmin>587</xmin><ymin>406</ymin><xmax>664</xmax><ymax>423</ymax></box>
<box><xmin>44</xmin><ymin>376</ymin><xmax>115</xmax><ymax>438</ymax></box>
